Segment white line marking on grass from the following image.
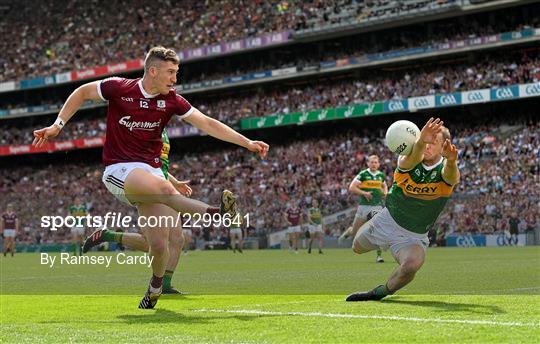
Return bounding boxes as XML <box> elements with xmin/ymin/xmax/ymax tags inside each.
<box><xmin>192</xmin><ymin>309</ymin><xmax>539</xmax><ymax>327</ymax></box>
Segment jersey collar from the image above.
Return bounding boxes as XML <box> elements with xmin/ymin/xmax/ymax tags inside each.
<box><xmin>137</xmin><ymin>80</ymin><xmax>160</xmax><ymax>98</ymax></box>
<box><xmin>422</xmin><ymin>157</ymin><xmax>444</xmax><ymax>171</ymax></box>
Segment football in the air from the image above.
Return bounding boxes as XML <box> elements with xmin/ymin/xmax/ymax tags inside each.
<box><xmin>385</xmin><ymin>120</ymin><xmax>420</xmax><ymax>155</ymax></box>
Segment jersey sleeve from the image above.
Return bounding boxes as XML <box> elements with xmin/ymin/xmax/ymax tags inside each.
<box><xmin>174</xmin><ymin>94</ymin><xmax>194</xmax><ymax>119</ymax></box>
<box><xmin>97</xmin><ymin>77</ymin><xmax>127</xmax><ymax>101</ymax></box>
<box><xmin>354</xmin><ymin>171</ymin><xmax>364</xmax><ymax>182</ymax></box>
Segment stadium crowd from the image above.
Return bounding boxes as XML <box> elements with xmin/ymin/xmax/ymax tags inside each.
<box><xmin>2</xmin><ymin>117</ymin><xmax>538</xmax><ymax>246</ymax></box>
<box><xmin>2</xmin><ymin>52</ymin><xmax>539</xmax><ymax>146</ymax></box>
<box><xmin>0</xmin><ymin>0</ymin><xmax>458</xmax><ymax>82</ymax></box>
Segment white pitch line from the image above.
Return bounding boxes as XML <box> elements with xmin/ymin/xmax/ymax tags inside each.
<box><xmin>192</xmin><ymin>309</ymin><xmax>539</xmax><ymax>327</ymax></box>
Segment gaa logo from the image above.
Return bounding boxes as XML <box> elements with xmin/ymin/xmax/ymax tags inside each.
<box><xmin>439</xmin><ymin>94</ymin><xmax>457</xmax><ymax>105</ymax></box>
<box><xmin>394</xmin><ymin>143</ymin><xmax>407</xmax><ymax>154</ymax></box>
<box><xmin>388</xmin><ymin>100</ymin><xmax>405</xmax><ymax>112</ymax></box>
<box><xmin>413</xmin><ymin>98</ymin><xmax>430</xmax><ymax>107</ymax></box>
<box><xmin>467</xmin><ymin>92</ymin><xmax>484</xmax><ymax>102</ymax></box>
<box><xmin>525</xmin><ymin>84</ymin><xmax>540</xmax><ymax>96</ymax></box>
<box><xmin>495</xmin><ymin>88</ymin><xmax>514</xmax><ymax>99</ymax></box>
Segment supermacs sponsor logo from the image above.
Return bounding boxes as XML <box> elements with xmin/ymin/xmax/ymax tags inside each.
<box><xmin>119</xmin><ymin>116</ymin><xmax>161</xmax><ymax>131</ymax></box>
<box><xmin>55</xmin><ymin>141</ymin><xmax>75</xmax><ymax>150</ymax></box>
<box><xmin>9</xmin><ymin>145</ymin><xmax>31</xmax><ymax>154</ymax></box>
<box><xmin>84</xmin><ymin>138</ymin><xmax>104</xmax><ymax>147</ymax></box>
<box><xmin>107</xmin><ymin>63</ymin><xmax>128</xmax><ymax>73</ymax></box>
<box><xmin>76</xmin><ymin>69</ymin><xmax>96</xmax><ymax>79</ymax></box>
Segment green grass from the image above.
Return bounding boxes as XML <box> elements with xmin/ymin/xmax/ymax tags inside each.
<box><xmin>1</xmin><ymin>247</ymin><xmax>540</xmax><ymax>343</ymax></box>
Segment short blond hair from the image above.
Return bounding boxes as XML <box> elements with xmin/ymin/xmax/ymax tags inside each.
<box><xmin>144</xmin><ymin>46</ymin><xmax>179</xmax><ymax>72</ymax></box>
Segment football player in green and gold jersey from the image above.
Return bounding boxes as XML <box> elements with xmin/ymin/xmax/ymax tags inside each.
<box><xmin>347</xmin><ymin>118</ymin><xmax>459</xmax><ymax>301</ymax></box>
<box><xmin>69</xmin><ymin>197</ymin><xmax>88</xmax><ymax>256</ymax></box>
<box><xmin>307</xmin><ymin>199</ymin><xmax>324</xmax><ymax>254</ymax></box>
<box><xmin>339</xmin><ymin>155</ymin><xmax>388</xmax><ymax>262</ymax></box>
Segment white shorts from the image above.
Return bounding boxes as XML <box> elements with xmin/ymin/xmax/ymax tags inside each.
<box><xmin>3</xmin><ymin>229</ymin><xmax>15</xmax><ymax>238</ymax></box>
<box><xmin>309</xmin><ymin>224</ymin><xmax>323</xmax><ymax>234</ymax></box>
<box><xmin>354</xmin><ymin>208</ymin><xmax>429</xmax><ymax>258</ymax></box>
<box><xmin>183</xmin><ymin>229</ymin><xmax>193</xmax><ymax>236</ymax></box>
<box><xmin>287</xmin><ymin>225</ymin><xmax>302</xmax><ymax>234</ymax></box>
<box><xmin>230</xmin><ymin>227</ymin><xmax>243</xmax><ymax>236</ymax></box>
<box><xmin>102</xmin><ymin>162</ymin><xmax>166</xmax><ymax>207</ymax></box>
<box><xmin>70</xmin><ymin>226</ymin><xmax>85</xmax><ymax>235</ymax></box>
<box><xmin>355</xmin><ymin>205</ymin><xmax>383</xmax><ymax>220</ymax></box>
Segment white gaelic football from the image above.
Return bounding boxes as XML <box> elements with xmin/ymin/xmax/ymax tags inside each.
<box><xmin>385</xmin><ymin>120</ymin><xmax>420</xmax><ymax>155</ymax></box>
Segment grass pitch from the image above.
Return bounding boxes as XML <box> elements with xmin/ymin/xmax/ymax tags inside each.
<box><xmin>1</xmin><ymin>247</ymin><xmax>539</xmax><ymax>343</ymax></box>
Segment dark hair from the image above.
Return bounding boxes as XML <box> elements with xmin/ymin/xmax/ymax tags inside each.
<box><xmin>144</xmin><ymin>46</ymin><xmax>179</xmax><ymax>72</ymax></box>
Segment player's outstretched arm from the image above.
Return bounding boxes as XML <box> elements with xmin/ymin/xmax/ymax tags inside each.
<box><xmin>32</xmin><ymin>81</ymin><xmax>103</xmax><ymax>147</ymax></box>
<box><xmin>348</xmin><ymin>179</ymin><xmax>372</xmax><ymax>200</ymax></box>
<box><xmin>399</xmin><ymin>117</ymin><xmax>443</xmax><ymax>170</ymax></box>
<box><xmin>184</xmin><ymin>109</ymin><xmax>269</xmax><ymax>159</ymax></box>
<box><xmin>441</xmin><ymin>139</ymin><xmax>460</xmax><ymax>185</ymax></box>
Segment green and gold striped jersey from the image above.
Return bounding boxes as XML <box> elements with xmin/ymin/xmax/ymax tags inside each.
<box><xmin>308</xmin><ymin>207</ymin><xmax>322</xmax><ymax>225</ymax></box>
<box><xmin>69</xmin><ymin>203</ymin><xmax>88</xmax><ymax>226</ymax></box>
<box><xmin>160</xmin><ymin>130</ymin><xmax>170</xmax><ymax>179</ymax></box>
<box><xmin>355</xmin><ymin>169</ymin><xmax>385</xmax><ymax>206</ymax></box>
<box><xmin>386</xmin><ymin>158</ymin><xmax>455</xmax><ymax>234</ymax></box>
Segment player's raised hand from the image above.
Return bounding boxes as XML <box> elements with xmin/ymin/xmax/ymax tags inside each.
<box><xmin>419</xmin><ymin>117</ymin><xmax>443</xmax><ymax>144</ymax></box>
<box><xmin>442</xmin><ymin>139</ymin><xmax>458</xmax><ymax>162</ymax></box>
<box><xmin>174</xmin><ymin>180</ymin><xmax>193</xmax><ymax>197</ymax></box>
<box><xmin>246</xmin><ymin>140</ymin><xmax>269</xmax><ymax>159</ymax></box>
<box><xmin>363</xmin><ymin>191</ymin><xmax>373</xmax><ymax>201</ymax></box>
<box><xmin>32</xmin><ymin>125</ymin><xmax>62</xmax><ymax>148</ymax></box>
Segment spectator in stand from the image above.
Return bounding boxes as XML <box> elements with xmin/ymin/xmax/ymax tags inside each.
<box><xmin>1</xmin><ymin>118</ymin><xmax>537</xmax><ymax>244</ymax></box>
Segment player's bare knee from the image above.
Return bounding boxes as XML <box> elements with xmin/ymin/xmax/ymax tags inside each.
<box><xmin>158</xmin><ymin>180</ymin><xmax>177</xmax><ymax>196</ymax></box>
<box><xmin>401</xmin><ymin>258</ymin><xmax>423</xmax><ymax>275</ymax></box>
<box><xmin>149</xmin><ymin>239</ymin><xmax>168</xmax><ymax>256</ymax></box>
<box><xmin>352</xmin><ymin>240</ymin><xmax>364</xmax><ymax>254</ymax></box>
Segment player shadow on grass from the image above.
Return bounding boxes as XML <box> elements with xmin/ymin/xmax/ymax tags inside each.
<box><xmin>117</xmin><ymin>309</ymin><xmax>277</xmax><ymax>324</ymax></box>
<box><xmin>382</xmin><ymin>298</ymin><xmax>505</xmax><ymax>315</ymax></box>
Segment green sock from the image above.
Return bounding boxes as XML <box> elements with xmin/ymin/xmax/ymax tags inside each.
<box><xmin>376</xmin><ymin>249</ymin><xmax>382</xmax><ymax>257</ymax></box>
<box><xmin>102</xmin><ymin>230</ymin><xmax>123</xmax><ymax>243</ymax></box>
<box><xmin>373</xmin><ymin>284</ymin><xmax>393</xmax><ymax>296</ymax></box>
<box><xmin>163</xmin><ymin>270</ymin><xmax>174</xmax><ymax>289</ymax></box>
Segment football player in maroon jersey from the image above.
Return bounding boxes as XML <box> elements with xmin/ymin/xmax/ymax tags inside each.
<box><xmin>2</xmin><ymin>203</ymin><xmax>19</xmax><ymax>257</ymax></box>
<box><xmin>32</xmin><ymin>46</ymin><xmax>269</xmax><ymax>309</ymax></box>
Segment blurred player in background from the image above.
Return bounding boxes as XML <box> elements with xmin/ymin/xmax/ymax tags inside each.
<box><xmin>2</xmin><ymin>204</ymin><xmax>19</xmax><ymax>257</ymax></box>
<box><xmin>33</xmin><ymin>46</ymin><xmax>269</xmax><ymax>309</ymax></box>
<box><xmin>307</xmin><ymin>199</ymin><xmax>324</xmax><ymax>254</ymax></box>
<box><xmin>229</xmin><ymin>201</ymin><xmax>244</xmax><ymax>253</ymax></box>
<box><xmin>69</xmin><ymin>197</ymin><xmax>88</xmax><ymax>256</ymax></box>
<box><xmin>83</xmin><ymin>129</ymin><xmax>191</xmax><ymax>294</ymax></box>
<box><xmin>182</xmin><ymin>228</ymin><xmax>193</xmax><ymax>255</ymax></box>
<box><xmin>339</xmin><ymin>155</ymin><xmax>388</xmax><ymax>262</ymax></box>
<box><xmin>284</xmin><ymin>200</ymin><xmax>303</xmax><ymax>253</ymax></box>
<box><xmin>347</xmin><ymin>118</ymin><xmax>460</xmax><ymax>301</ymax></box>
